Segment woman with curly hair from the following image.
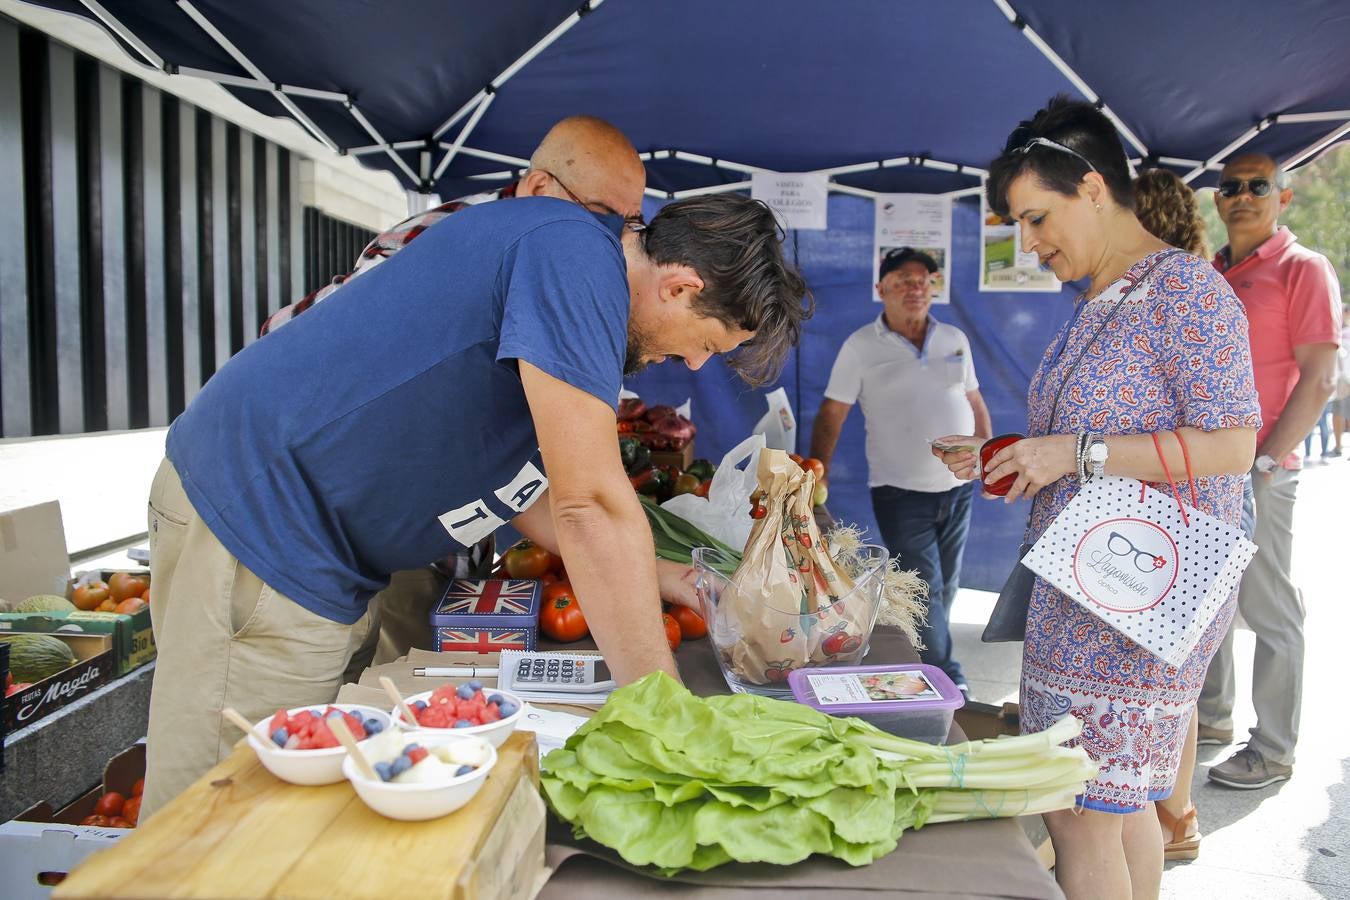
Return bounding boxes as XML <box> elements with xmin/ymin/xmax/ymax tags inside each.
<box><xmin>1133</xmin><ymin>167</ymin><xmax>1210</xmax><ymax>258</ymax></box>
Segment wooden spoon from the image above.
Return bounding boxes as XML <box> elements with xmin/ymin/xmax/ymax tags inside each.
<box><xmin>379</xmin><ymin>675</ymin><xmax>421</xmax><ymax>728</ymax></box>
<box><xmin>328</xmin><ymin>715</ymin><xmax>381</xmax><ymax>781</ymax></box>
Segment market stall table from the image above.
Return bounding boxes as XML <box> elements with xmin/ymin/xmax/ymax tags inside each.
<box><xmin>52</xmin><ymin>628</ymin><xmax>1060</xmax><ymax>899</ymax></box>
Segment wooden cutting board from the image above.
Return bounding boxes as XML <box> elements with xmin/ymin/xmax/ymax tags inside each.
<box><xmin>54</xmin><ymin>731</ymin><xmax>547</xmax><ymax>899</ymax></box>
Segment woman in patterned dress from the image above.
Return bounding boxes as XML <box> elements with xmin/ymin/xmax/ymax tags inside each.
<box><xmin>935</xmin><ymin>97</ymin><xmax>1260</xmax><ymax>900</ymax></box>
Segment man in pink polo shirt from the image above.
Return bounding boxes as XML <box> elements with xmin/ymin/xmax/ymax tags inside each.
<box><xmin>1198</xmin><ymin>152</ymin><xmax>1342</xmax><ymax>789</ymax></box>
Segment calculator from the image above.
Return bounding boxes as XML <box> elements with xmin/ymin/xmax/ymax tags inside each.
<box><xmin>498</xmin><ymin>650</ymin><xmax>616</xmax><ymax>694</ymax></box>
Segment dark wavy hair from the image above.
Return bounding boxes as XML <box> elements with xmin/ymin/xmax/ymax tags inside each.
<box><xmin>1133</xmin><ymin>168</ymin><xmax>1209</xmax><ymax>257</ymax></box>
<box><xmin>986</xmin><ymin>95</ymin><xmax>1134</xmax><ymax>218</ymax></box>
<box><xmin>641</xmin><ymin>195</ymin><xmax>813</xmax><ymax>385</ymax></box>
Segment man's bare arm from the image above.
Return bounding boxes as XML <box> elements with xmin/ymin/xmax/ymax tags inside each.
<box><xmin>809</xmin><ymin>399</ymin><xmax>853</xmax><ymax>477</ymax></box>
<box><xmin>1257</xmin><ymin>342</ymin><xmax>1338</xmax><ymax>462</ymax></box>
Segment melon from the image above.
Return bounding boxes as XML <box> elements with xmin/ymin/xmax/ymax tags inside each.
<box><xmin>0</xmin><ymin>634</ymin><xmax>78</xmax><ymax>682</ymax></box>
<box><xmin>16</xmin><ymin>594</ymin><xmax>76</xmax><ymax>614</ymax></box>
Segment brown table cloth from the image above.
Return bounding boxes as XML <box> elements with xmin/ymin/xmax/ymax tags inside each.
<box><xmin>538</xmin><ymin>627</ymin><xmax>1062</xmax><ymax>899</ymax></box>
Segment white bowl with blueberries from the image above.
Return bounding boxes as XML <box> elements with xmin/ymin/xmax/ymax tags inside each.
<box><xmin>390</xmin><ymin>680</ymin><xmax>527</xmax><ymax>748</ymax></box>
<box><xmin>246</xmin><ymin>703</ymin><xmax>392</xmax><ymax>786</ymax></box>
<box><xmin>342</xmin><ymin>730</ymin><xmax>498</xmax><ymax>821</ymax></box>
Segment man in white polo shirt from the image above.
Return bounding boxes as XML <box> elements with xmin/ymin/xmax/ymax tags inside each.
<box><xmin>810</xmin><ymin>247</ymin><xmax>991</xmax><ymax>690</ymax></box>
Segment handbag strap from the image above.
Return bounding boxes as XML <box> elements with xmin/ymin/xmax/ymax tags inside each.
<box><xmin>1146</xmin><ymin>431</ymin><xmax>1198</xmax><ymax>526</ymax></box>
<box><xmin>1046</xmin><ymin>250</ymin><xmax>1184</xmax><ymax>427</ymax></box>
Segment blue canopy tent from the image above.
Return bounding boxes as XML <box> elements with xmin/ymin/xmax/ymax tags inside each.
<box><xmin>26</xmin><ymin>0</ymin><xmax>1350</xmax><ymax>588</ymax></box>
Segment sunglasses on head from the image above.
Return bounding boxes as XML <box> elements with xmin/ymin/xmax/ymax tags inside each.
<box><xmin>1002</xmin><ymin>127</ymin><xmax>1098</xmax><ymax>173</ymax></box>
<box><xmin>1216</xmin><ymin>177</ymin><xmax>1277</xmax><ymax>199</ymax></box>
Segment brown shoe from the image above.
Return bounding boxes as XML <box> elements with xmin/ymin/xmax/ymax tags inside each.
<box><xmin>1208</xmin><ymin>746</ymin><xmax>1292</xmax><ymax>789</ymax></box>
<box><xmin>1156</xmin><ymin>803</ymin><xmax>1201</xmax><ymax>861</ymax></box>
<box><xmin>1196</xmin><ymin>723</ymin><xmax>1233</xmax><ymax>746</ymax></box>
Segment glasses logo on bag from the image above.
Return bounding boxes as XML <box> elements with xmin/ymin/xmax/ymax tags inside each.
<box><xmin>1072</xmin><ymin>518</ymin><xmax>1179</xmax><ymax>613</ymax></box>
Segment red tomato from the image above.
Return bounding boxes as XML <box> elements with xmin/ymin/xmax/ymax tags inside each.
<box><xmin>115</xmin><ymin>596</ymin><xmax>148</xmax><ymax>615</ymax></box>
<box><xmin>80</xmin><ymin>814</ymin><xmax>111</xmax><ymax>827</ymax></box>
<box><xmin>108</xmin><ymin>816</ymin><xmax>132</xmax><ymax>829</ymax></box>
<box><xmin>72</xmin><ymin>580</ymin><xmax>110</xmax><ymax>611</ymax></box>
<box><xmin>93</xmin><ymin>792</ymin><xmax>125</xmax><ymax>818</ymax></box>
<box><xmin>122</xmin><ymin>794</ymin><xmax>142</xmax><ymax>825</ymax></box>
<box><xmin>693</xmin><ymin>478</ymin><xmax>712</xmax><ymax>498</ymax></box>
<box><xmin>800</xmin><ymin>457</ymin><xmax>826</xmax><ymax>479</ymax></box>
<box><xmin>131</xmin><ymin>778</ymin><xmax>145</xmax><ymax>797</ymax></box>
<box><xmin>539</xmin><ymin>587</ymin><xmax>588</xmax><ymax>642</ymax></box>
<box><xmin>663</xmin><ymin>613</ymin><xmax>682</xmax><ymax>651</ymax></box>
<box><xmin>108</xmin><ymin>573</ymin><xmax>150</xmax><ymax>602</ymax></box>
<box><xmin>668</xmin><ymin>605</ymin><xmax>707</xmax><ymax>640</ymax></box>
<box><xmin>788</xmin><ymin>452</ymin><xmax>804</xmax><ymax>466</ymax></box>
<box><xmin>502</xmin><ymin>541</ymin><xmax>553</xmax><ymax>579</ymax></box>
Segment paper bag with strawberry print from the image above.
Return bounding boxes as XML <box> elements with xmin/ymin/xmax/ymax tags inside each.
<box><xmin>722</xmin><ymin>449</ymin><xmax>870</xmax><ymax>685</ymax></box>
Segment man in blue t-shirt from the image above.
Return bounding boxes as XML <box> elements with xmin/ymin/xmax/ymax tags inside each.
<box><xmin>141</xmin><ymin>192</ymin><xmax>810</xmax><ymax>816</ymax></box>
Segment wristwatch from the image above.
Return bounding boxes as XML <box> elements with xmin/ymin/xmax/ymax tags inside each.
<box><xmin>1255</xmin><ymin>453</ymin><xmax>1278</xmax><ymax>474</ymax></box>
<box><xmin>1087</xmin><ymin>435</ymin><xmax>1109</xmax><ymax>479</ymax></box>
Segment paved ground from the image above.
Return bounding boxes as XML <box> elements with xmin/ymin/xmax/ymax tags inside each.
<box><xmin>2</xmin><ymin>428</ymin><xmax>1347</xmax><ymax>897</ymax></box>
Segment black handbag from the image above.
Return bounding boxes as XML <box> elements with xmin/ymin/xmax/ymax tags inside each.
<box><xmin>981</xmin><ymin>250</ymin><xmax>1183</xmax><ymax>644</ymax></box>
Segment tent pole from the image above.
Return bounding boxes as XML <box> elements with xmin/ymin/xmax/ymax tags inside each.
<box><xmin>433</xmin><ymin>94</ymin><xmax>497</xmax><ymax>184</ymax></box>
<box><xmin>350</xmin><ymin>140</ymin><xmax>431</xmax><ymax>156</ymax></box>
<box><xmin>77</xmin><ymin>0</ymin><xmax>164</xmax><ymax>69</ymax></box>
<box><xmin>991</xmin><ymin>0</ymin><xmax>1149</xmax><ymax>166</ymax></box>
<box><xmin>345</xmin><ymin>102</ymin><xmax>421</xmax><ymax>186</ymax></box>
<box><xmin>450</xmin><ymin>146</ymin><xmax>531</xmax><ymax>168</ymax></box>
<box><xmin>173</xmin><ymin>66</ymin><xmax>348</xmax><ymax>103</ymax></box>
<box><xmin>175</xmin><ymin>0</ymin><xmax>340</xmax><ymax>152</ymax></box>
<box><xmin>1281</xmin><ymin>120</ymin><xmax>1350</xmax><ymax>171</ymax></box>
<box><xmin>672</xmin><ymin>180</ymin><xmax>753</xmax><ymax>199</ymax></box>
<box><xmin>1276</xmin><ymin>110</ymin><xmax>1350</xmax><ymax>124</ymax></box>
<box><xmin>1181</xmin><ymin>121</ymin><xmax>1269</xmax><ymax>183</ymax></box>
<box><xmin>430</xmin><ymin>0</ymin><xmax>607</xmax><ymax>141</ymax></box>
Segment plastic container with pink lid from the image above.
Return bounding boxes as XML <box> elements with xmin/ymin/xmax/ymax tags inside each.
<box><xmin>787</xmin><ymin>663</ymin><xmax>965</xmax><ymax>745</ymax></box>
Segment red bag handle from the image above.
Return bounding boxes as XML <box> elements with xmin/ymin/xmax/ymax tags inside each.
<box><xmin>1145</xmin><ymin>431</ymin><xmax>1198</xmax><ymax>526</ymax></box>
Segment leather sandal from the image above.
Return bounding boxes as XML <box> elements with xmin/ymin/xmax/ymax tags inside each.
<box><xmin>1156</xmin><ymin>803</ymin><xmax>1201</xmax><ymax>861</ymax></box>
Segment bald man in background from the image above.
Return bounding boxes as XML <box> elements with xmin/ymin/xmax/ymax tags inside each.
<box><xmin>255</xmin><ymin>116</ymin><xmax>651</xmax><ymax>671</ymax></box>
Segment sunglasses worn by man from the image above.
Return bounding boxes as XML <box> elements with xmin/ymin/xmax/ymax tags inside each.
<box><xmin>1216</xmin><ymin>177</ymin><xmax>1277</xmax><ymax>199</ymax></box>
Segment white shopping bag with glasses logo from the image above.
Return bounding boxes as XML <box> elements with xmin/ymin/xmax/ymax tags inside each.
<box><xmin>1021</xmin><ymin>441</ymin><xmax>1255</xmax><ymax>667</ymax></box>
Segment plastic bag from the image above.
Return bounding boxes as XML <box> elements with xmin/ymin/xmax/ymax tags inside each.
<box><xmin>661</xmin><ymin>433</ymin><xmax>765</xmax><ymax>552</ymax></box>
<box><xmin>722</xmin><ymin>450</ymin><xmax>870</xmax><ymax>684</ymax></box>
<box><xmin>753</xmin><ymin>387</ymin><xmax>796</xmax><ymax>451</ymax></box>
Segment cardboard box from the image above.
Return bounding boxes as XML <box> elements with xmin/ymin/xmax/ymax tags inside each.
<box><xmin>0</xmin><ymin>502</ymin><xmax>71</xmax><ymax>602</ymax></box>
<box><xmin>954</xmin><ymin>699</ymin><xmax>1020</xmax><ymax>741</ymax></box>
<box><xmin>2</xmin><ymin>633</ymin><xmax>114</xmax><ymax>731</ymax></box>
<box><xmin>0</xmin><ymin>608</ymin><xmax>151</xmax><ymax>678</ymax></box>
<box><xmin>432</xmin><ymin>579</ymin><xmax>541</xmax><ymax>653</ymax></box>
<box><xmin>0</xmin><ymin>743</ymin><xmax>143</xmax><ymax>899</ymax></box>
<box><xmin>650</xmin><ymin>440</ymin><xmax>695</xmax><ymax>472</ymax></box>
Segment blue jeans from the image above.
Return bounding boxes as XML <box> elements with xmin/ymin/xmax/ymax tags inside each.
<box><xmin>870</xmin><ymin>482</ymin><xmax>974</xmax><ymax>685</ymax></box>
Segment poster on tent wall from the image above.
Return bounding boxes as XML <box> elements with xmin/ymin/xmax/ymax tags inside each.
<box><xmin>751</xmin><ymin>172</ymin><xmax>829</xmax><ymax>230</ymax></box>
<box><xmin>873</xmin><ymin>194</ymin><xmax>951</xmax><ymax>304</ymax></box>
<box><xmin>979</xmin><ymin>195</ymin><xmax>1060</xmax><ymax>292</ymax></box>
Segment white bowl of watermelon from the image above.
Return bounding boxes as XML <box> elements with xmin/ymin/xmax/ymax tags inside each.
<box><xmin>342</xmin><ymin>729</ymin><xmax>497</xmax><ymax>821</ymax></box>
<box><xmin>246</xmin><ymin>703</ymin><xmax>392</xmax><ymax>786</ymax></box>
<box><xmin>390</xmin><ymin>681</ymin><xmax>526</xmax><ymax>748</ymax></box>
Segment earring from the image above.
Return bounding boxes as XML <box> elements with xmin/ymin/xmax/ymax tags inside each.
<box><xmin>1095</xmin><ymin>203</ymin><xmax>1102</xmax><ymax>212</ymax></box>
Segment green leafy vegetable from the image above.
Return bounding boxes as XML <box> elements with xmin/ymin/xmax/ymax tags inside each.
<box><xmin>641</xmin><ymin>500</ymin><xmax>741</xmax><ymax>576</ymax></box>
<box><xmin>542</xmin><ymin>672</ymin><xmax>1095</xmax><ymax>875</ymax></box>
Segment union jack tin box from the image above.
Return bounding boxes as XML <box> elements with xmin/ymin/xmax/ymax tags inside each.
<box><xmin>430</xmin><ymin>579</ymin><xmax>541</xmax><ymax>652</ymax></box>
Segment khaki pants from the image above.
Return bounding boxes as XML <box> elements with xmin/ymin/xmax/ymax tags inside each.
<box><xmin>1198</xmin><ymin>465</ymin><xmax>1304</xmax><ymax>765</ymax></box>
<box><xmin>142</xmin><ymin>459</ymin><xmax>373</xmax><ymax>819</ymax></box>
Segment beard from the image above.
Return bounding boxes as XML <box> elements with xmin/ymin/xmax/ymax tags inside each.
<box><xmin>623</xmin><ymin>327</ymin><xmax>651</xmax><ymax>377</ymax></box>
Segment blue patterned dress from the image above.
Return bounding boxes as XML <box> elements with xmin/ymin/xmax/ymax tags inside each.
<box><xmin>1019</xmin><ymin>250</ymin><xmax>1261</xmax><ymax>813</ymax></box>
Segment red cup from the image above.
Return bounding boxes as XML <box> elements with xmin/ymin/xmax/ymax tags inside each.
<box><xmin>980</xmin><ymin>433</ymin><xmax>1025</xmax><ymax>496</ymax></box>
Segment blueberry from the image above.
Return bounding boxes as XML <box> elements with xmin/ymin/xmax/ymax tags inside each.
<box><xmin>453</xmin><ymin>719</ymin><xmax>473</xmax><ymax>729</ymax></box>
<box><xmin>364</xmin><ymin>718</ymin><xmax>383</xmax><ymax>734</ymax></box>
<box><xmin>455</xmin><ymin>684</ymin><xmax>475</xmax><ymax>700</ymax></box>
<box><xmin>310</xmin><ymin>709</ymin><xmax>324</xmax><ymax>717</ymax></box>
<box><xmin>499</xmin><ymin>701</ymin><xmax>519</xmax><ymax>718</ymax></box>
<box><xmin>403</xmin><ymin>743</ymin><xmax>422</xmax><ymax>755</ymax></box>
<box><xmin>374</xmin><ymin>761</ymin><xmax>393</xmax><ymax>782</ymax></box>
<box><xmin>455</xmin><ymin>765</ymin><xmax>474</xmax><ymax>777</ymax></box>
<box><xmin>390</xmin><ymin>755</ymin><xmax>412</xmax><ymax>776</ymax></box>
<box><xmin>467</xmin><ymin>679</ymin><xmax>483</xmax><ymax>692</ymax></box>
<box><xmin>270</xmin><ymin>727</ymin><xmax>289</xmax><ymax>747</ymax></box>
<box><xmin>488</xmin><ymin>694</ymin><xmax>506</xmax><ymax>706</ymax></box>
<box><xmin>411</xmin><ymin>700</ymin><xmax>427</xmax><ymax>711</ymax></box>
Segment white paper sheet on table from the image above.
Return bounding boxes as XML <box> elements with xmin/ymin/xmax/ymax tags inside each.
<box><xmin>516</xmin><ymin>705</ymin><xmax>590</xmax><ymax>759</ymax></box>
